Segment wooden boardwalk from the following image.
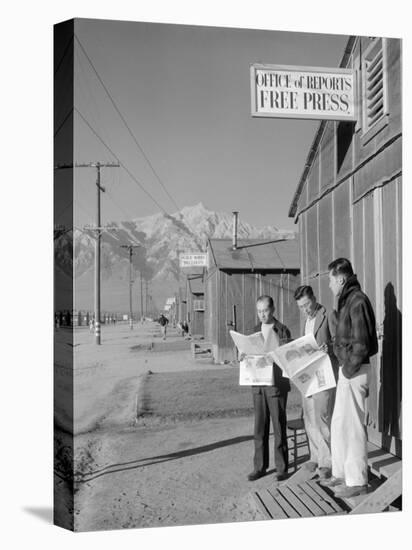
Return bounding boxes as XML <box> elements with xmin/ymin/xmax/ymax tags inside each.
<box><xmin>254</xmin><ymin>479</ymin><xmax>345</xmax><ymax>520</ymax></box>
<box><xmin>252</xmin><ymin>441</ymin><xmax>402</xmax><ymax>520</ymax></box>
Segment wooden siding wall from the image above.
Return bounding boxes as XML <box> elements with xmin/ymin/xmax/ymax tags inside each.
<box><xmin>205</xmin><ymin>270</ymin><xmax>219</xmax><ymax>358</ymax></box>
<box><xmin>205</xmin><ymin>271</ymin><xmax>300</xmax><ymax>363</ymax></box>
<box><xmin>190</xmin><ymin>310</ymin><xmax>204</xmax><ymax>337</ymax></box>
<box><xmin>295</xmin><ymin>37</ymin><xmax>402</xmax><ymax>454</ymax></box>
<box><xmin>185</xmin><ymin>282</ymin><xmax>205</xmax><ymax>337</ymax></box>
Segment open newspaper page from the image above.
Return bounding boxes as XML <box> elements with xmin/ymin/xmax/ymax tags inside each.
<box><xmin>230</xmin><ymin>330</ymin><xmax>276</xmax><ymax>386</ymax></box>
<box><xmin>229</xmin><ymin>330</ymin><xmax>265</xmax><ymax>355</ymax></box>
<box><xmin>271</xmin><ymin>333</ymin><xmax>336</xmax><ymax>397</ymax></box>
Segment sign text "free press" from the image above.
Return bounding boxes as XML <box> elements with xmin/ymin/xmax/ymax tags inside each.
<box><xmin>251</xmin><ymin>64</ymin><xmax>356</xmax><ymax>121</ymax></box>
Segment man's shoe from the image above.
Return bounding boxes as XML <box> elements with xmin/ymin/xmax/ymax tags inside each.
<box><xmin>302</xmin><ymin>461</ymin><xmax>318</xmax><ymax>472</ymax></box>
<box><xmin>320</xmin><ymin>476</ymin><xmax>344</xmax><ymax>488</ymax></box>
<box><xmin>334</xmin><ymin>485</ymin><xmax>368</xmax><ymax>498</ymax></box>
<box><xmin>317</xmin><ymin>467</ymin><xmax>332</xmax><ymax>480</ymax></box>
<box><xmin>273</xmin><ymin>472</ymin><xmax>288</xmax><ymax>482</ymax></box>
<box><xmin>247</xmin><ymin>470</ymin><xmax>266</xmax><ymax>481</ymax></box>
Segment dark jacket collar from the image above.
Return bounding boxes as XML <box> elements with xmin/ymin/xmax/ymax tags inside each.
<box><xmin>313</xmin><ymin>304</ymin><xmax>326</xmax><ymax>335</ymax></box>
<box><xmin>338</xmin><ymin>275</ymin><xmax>361</xmax><ymax>311</ymax></box>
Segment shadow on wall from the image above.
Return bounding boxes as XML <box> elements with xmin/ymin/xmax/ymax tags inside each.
<box><xmin>379</xmin><ymin>282</ymin><xmax>402</xmax><ymax>456</ymax></box>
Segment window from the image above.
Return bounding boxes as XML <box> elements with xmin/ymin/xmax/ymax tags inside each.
<box><xmin>193</xmin><ymin>299</ymin><xmax>205</xmax><ymax>311</ymax></box>
<box><xmin>362</xmin><ymin>38</ymin><xmax>388</xmax><ymax>137</ymax></box>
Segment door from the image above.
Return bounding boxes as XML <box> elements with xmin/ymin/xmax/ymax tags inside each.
<box><xmin>352</xmin><ymin>178</ymin><xmax>402</xmax><ymax>456</ymax></box>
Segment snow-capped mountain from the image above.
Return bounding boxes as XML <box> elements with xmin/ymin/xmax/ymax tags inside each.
<box><xmin>54</xmin><ymin>203</ymin><xmax>295</xmax><ymax>311</ymax></box>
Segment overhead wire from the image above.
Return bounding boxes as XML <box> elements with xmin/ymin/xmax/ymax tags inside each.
<box><xmin>55</xmin><ymin>199</ymin><xmax>74</xmax><ymax>220</ymax></box>
<box><xmin>54</xmin><ymin>34</ymin><xmax>74</xmax><ymax>76</ymax></box>
<box><xmin>74</xmin><ymin>106</ymin><xmax>168</xmax><ymax>214</ymax></box>
<box><xmin>73</xmin><ymin>35</ymin><xmax>203</xmax><ymax>250</ymax></box>
<box><xmin>74</xmin><ymin>33</ymin><xmax>181</xmax><ymax>213</ymax></box>
<box><xmin>104</xmin><ymin>187</ymin><xmax>135</xmax><ymax>224</ymax></box>
<box><xmin>54</xmin><ymin>107</ymin><xmax>73</xmax><ymax>139</ymax></box>
<box><xmin>74</xmin><ymin>199</ymin><xmax>95</xmax><ymax>224</ymax></box>
<box><xmin>74</xmin><ymin>44</ymin><xmax>110</xmax><ymax>152</ymax></box>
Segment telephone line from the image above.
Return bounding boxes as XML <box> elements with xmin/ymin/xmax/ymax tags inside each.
<box><xmin>75</xmin><ymin>106</ymin><xmax>201</xmax><ymax>248</ymax></box>
<box><xmin>104</xmin><ymin>188</ymin><xmax>135</xmax><ymax>224</ymax></box>
<box><xmin>74</xmin><ymin>107</ymin><xmax>168</xmax><ymax>214</ymax></box>
<box><xmin>74</xmin><ymin>33</ymin><xmax>181</xmax><ymax>212</ymax></box>
<box><xmin>54</xmin><ymin>107</ymin><xmax>73</xmax><ymax>138</ymax></box>
<box><xmin>74</xmin><ymin>44</ymin><xmax>201</xmax><ymax>244</ymax></box>
<box><xmin>54</xmin><ymin>34</ymin><xmax>74</xmax><ymax>76</ymax></box>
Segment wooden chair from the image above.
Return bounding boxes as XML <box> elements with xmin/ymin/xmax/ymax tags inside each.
<box><xmin>287</xmin><ymin>417</ymin><xmax>309</xmax><ymax>472</ymax></box>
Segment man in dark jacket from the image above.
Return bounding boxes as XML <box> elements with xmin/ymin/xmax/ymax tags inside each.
<box><xmin>322</xmin><ymin>258</ymin><xmax>378</xmax><ymax>498</ymax></box>
<box><xmin>245</xmin><ymin>295</ymin><xmax>291</xmax><ymax>482</ymax></box>
<box><xmin>158</xmin><ymin>314</ymin><xmax>169</xmax><ymax>340</ymax></box>
<box><xmin>294</xmin><ymin>285</ymin><xmax>338</xmax><ymax>480</ymax></box>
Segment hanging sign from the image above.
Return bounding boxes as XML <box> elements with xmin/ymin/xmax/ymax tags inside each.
<box><xmin>251</xmin><ymin>64</ymin><xmax>356</xmax><ymax>121</ymax></box>
<box><xmin>179</xmin><ymin>253</ymin><xmax>207</xmax><ymax>267</ymax></box>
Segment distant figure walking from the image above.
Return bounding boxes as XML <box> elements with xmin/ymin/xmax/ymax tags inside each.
<box><xmin>89</xmin><ymin>318</ymin><xmax>94</xmax><ymax>332</ymax></box>
<box><xmin>182</xmin><ymin>321</ymin><xmax>189</xmax><ymax>338</ymax></box>
<box><xmin>158</xmin><ymin>314</ymin><xmax>169</xmax><ymax>340</ymax></box>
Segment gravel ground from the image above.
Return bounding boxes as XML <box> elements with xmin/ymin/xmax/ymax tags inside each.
<box><xmin>54</xmin><ymin>322</ymin><xmax>304</xmax><ymax>532</ymax></box>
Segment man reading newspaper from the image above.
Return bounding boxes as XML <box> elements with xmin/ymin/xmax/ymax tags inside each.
<box><xmin>235</xmin><ymin>295</ymin><xmax>291</xmax><ymax>482</ymax></box>
<box><xmin>294</xmin><ymin>285</ymin><xmax>338</xmax><ymax>480</ymax></box>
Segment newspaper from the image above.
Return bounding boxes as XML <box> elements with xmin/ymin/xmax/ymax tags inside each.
<box><xmin>271</xmin><ymin>333</ymin><xmax>336</xmax><ymax>397</ymax></box>
<box><xmin>230</xmin><ymin>330</ymin><xmax>278</xmax><ymax>386</ymax></box>
<box><xmin>229</xmin><ymin>330</ymin><xmax>279</xmax><ymax>355</ymax></box>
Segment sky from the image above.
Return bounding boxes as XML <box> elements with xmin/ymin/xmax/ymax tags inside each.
<box><xmin>55</xmin><ymin>19</ymin><xmax>348</xmax><ymax>232</ymax></box>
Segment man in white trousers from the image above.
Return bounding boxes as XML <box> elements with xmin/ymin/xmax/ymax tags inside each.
<box><xmin>322</xmin><ymin>258</ymin><xmax>378</xmax><ymax>498</ymax></box>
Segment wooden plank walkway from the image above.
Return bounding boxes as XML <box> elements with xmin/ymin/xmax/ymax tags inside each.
<box><xmin>252</xmin><ymin>441</ymin><xmax>402</xmax><ymax>520</ymax></box>
<box><xmin>350</xmin><ymin>469</ymin><xmax>402</xmax><ymax>515</ymax></box>
<box><xmin>367</xmin><ymin>441</ymin><xmax>402</xmax><ymax>479</ymax></box>
<box><xmin>191</xmin><ymin>341</ymin><xmax>213</xmax><ymax>359</ymax></box>
<box><xmin>253</xmin><ymin>480</ymin><xmax>345</xmax><ymax>520</ymax></box>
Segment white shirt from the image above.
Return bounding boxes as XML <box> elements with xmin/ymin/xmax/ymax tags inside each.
<box><xmin>305</xmin><ymin>315</ymin><xmax>317</xmax><ymax>336</ymax></box>
<box><xmin>261</xmin><ymin>322</ymin><xmax>280</xmax><ymax>351</ymax></box>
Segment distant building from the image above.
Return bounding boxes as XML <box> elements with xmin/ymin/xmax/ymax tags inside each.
<box><xmin>205</xmin><ymin>238</ymin><xmax>300</xmax><ymax>363</ymax></box>
<box><xmin>186</xmin><ymin>275</ymin><xmax>205</xmax><ymax>338</ymax></box>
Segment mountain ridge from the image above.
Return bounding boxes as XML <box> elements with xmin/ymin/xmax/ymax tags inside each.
<box><xmin>55</xmin><ymin>203</ymin><xmax>296</xmax><ymax>311</ymax></box>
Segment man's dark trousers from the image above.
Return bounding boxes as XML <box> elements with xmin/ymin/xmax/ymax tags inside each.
<box><xmin>252</xmin><ymin>386</ymin><xmax>288</xmax><ymax>474</ymax></box>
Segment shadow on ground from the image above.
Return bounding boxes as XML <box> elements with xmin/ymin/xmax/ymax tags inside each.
<box><xmin>23</xmin><ymin>507</ymin><xmax>53</xmax><ymax>524</ymax></box>
<box><xmin>76</xmin><ymin>434</ymin><xmax>254</xmax><ymax>483</ymax></box>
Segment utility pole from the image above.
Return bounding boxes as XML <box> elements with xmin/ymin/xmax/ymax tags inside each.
<box><xmin>55</xmin><ymin>161</ymin><xmax>120</xmax><ymax>345</ymax></box>
<box><xmin>145</xmin><ymin>279</ymin><xmax>149</xmax><ymax>317</ymax></box>
<box><xmin>140</xmin><ymin>271</ymin><xmax>144</xmax><ymax>320</ymax></box>
<box><xmin>120</xmin><ymin>244</ymin><xmax>141</xmax><ymax>329</ymax></box>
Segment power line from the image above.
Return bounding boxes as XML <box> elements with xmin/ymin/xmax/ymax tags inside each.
<box><xmin>54</xmin><ymin>107</ymin><xmax>73</xmax><ymax>138</ymax></box>
<box><xmin>54</xmin><ymin>34</ymin><xmax>74</xmax><ymax>76</ymax></box>
<box><xmin>58</xmin><ymin>33</ymin><xmax>203</xmax><ymax>250</ymax></box>
<box><xmin>74</xmin><ymin>33</ymin><xmax>181</xmax><ymax>212</ymax></box>
<box><xmin>74</xmin><ymin>107</ymin><xmax>168</xmax><ymax>214</ymax></box>
<box><xmin>74</xmin><ymin>34</ymin><xmax>201</xmax><ymax>248</ymax></box>
<box><xmin>74</xmin><ymin>199</ymin><xmax>95</xmax><ymax>223</ymax></box>
<box><xmin>74</xmin><ymin>95</ymin><xmax>201</xmax><ymax>248</ymax></box>
<box><xmin>104</xmin><ymin>187</ymin><xmax>135</xmax><ymax>223</ymax></box>
<box><xmin>74</xmin><ymin>45</ymin><xmax>109</xmax><ymax>149</ymax></box>
<box><xmin>55</xmin><ymin>199</ymin><xmax>73</xmax><ymax>220</ymax></box>
<box><xmin>120</xmin><ymin>244</ymin><xmax>141</xmax><ymax>330</ymax></box>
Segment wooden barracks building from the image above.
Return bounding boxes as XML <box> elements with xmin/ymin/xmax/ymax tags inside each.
<box><xmin>248</xmin><ymin>34</ymin><xmax>402</xmax><ymax>518</ymax></box>
<box><xmin>288</xmin><ymin>35</ymin><xmax>402</xmax><ymax>457</ymax></box>
<box><xmin>205</xmin><ymin>236</ymin><xmax>300</xmax><ymax>363</ymax></box>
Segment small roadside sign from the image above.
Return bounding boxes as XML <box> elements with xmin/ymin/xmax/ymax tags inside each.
<box><xmin>179</xmin><ymin>253</ymin><xmax>207</xmax><ymax>267</ymax></box>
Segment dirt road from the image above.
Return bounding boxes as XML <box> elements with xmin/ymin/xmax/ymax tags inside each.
<box><xmin>54</xmin><ymin>322</ymin><xmax>302</xmax><ymax>531</ymax></box>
